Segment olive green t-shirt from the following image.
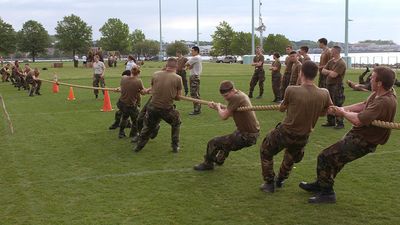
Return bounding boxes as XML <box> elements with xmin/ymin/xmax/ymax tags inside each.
<box><xmin>284</xmin><ymin>57</ymin><xmax>293</xmax><ymax>75</ymax></box>
<box><xmin>319</xmin><ymin>48</ymin><xmax>332</xmax><ymax>72</ymax></box>
<box><xmin>281</xmin><ymin>85</ymin><xmax>332</xmax><ymax>135</ymax></box>
<box><xmin>352</xmin><ymin>90</ymin><xmax>397</xmax><ymax>145</ymax></box>
<box><xmin>325</xmin><ymin>58</ymin><xmax>346</xmax><ymax>85</ymax></box>
<box><xmin>227</xmin><ymin>91</ymin><xmax>260</xmax><ymax>133</ymax></box>
<box><xmin>253</xmin><ymin>55</ymin><xmax>265</xmax><ymax>71</ymax></box>
<box><xmin>271</xmin><ymin>60</ymin><xmax>281</xmax><ymax>76</ymax></box>
<box><xmin>289</xmin><ymin>61</ymin><xmax>302</xmax><ymax>85</ymax></box>
<box><xmin>150</xmin><ymin>70</ymin><xmax>183</xmax><ymax>109</ymax></box>
<box><xmin>177</xmin><ymin>56</ymin><xmax>188</xmax><ymax>71</ymax></box>
<box><xmin>119</xmin><ymin>76</ymin><xmax>144</xmax><ymax>106</ymax></box>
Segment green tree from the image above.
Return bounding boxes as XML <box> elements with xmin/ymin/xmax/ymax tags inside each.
<box><xmin>231</xmin><ymin>31</ymin><xmax>257</xmax><ymax>55</ymax></box>
<box><xmin>131</xmin><ymin>29</ymin><xmax>146</xmax><ymax>56</ymax></box>
<box><xmin>17</xmin><ymin>20</ymin><xmax>50</xmax><ymax>62</ymax></box>
<box><xmin>135</xmin><ymin>40</ymin><xmax>160</xmax><ymax>57</ymax></box>
<box><xmin>211</xmin><ymin>21</ymin><xmax>234</xmax><ymax>56</ymax></box>
<box><xmin>55</xmin><ymin>14</ymin><xmax>92</xmax><ymax>58</ymax></box>
<box><xmin>263</xmin><ymin>34</ymin><xmax>291</xmax><ymax>55</ymax></box>
<box><xmin>99</xmin><ymin>18</ymin><xmax>131</xmax><ymax>54</ymax></box>
<box><xmin>0</xmin><ymin>18</ymin><xmax>16</xmax><ymax>55</ymax></box>
<box><xmin>166</xmin><ymin>41</ymin><xmax>189</xmax><ymax>56</ymax></box>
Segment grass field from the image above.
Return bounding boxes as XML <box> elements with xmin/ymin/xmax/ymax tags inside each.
<box><xmin>1</xmin><ymin>61</ymin><xmax>399</xmax><ymax>225</ymax></box>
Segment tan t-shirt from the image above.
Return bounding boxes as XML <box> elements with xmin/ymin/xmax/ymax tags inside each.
<box><xmin>93</xmin><ymin>61</ymin><xmax>105</xmax><ymax>75</ymax></box>
<box><xmin>289</xmin><ymin>61</ymin><xmax>302</xmax><ymax>85</ymax></box>
<box><xmin>271</xmin><ymin>60</ymin><xmax>281</xmax><ymax>76</ymax></box>
<box><xmin>319</xmin><ymin>48</ymin><xmax>332</xmax><ymax>72</ymax></box>
<box><xmin>352</xmin><ymin>90</ymin><xmax>397</xmax><ymax>145</ymax></box>
<box><xmin>227</xmin><ymin>91</ymin><xmax>260</xmax><ymax>133</ymax></box>
<box><xmin>150</xmin><ymin>70</ymin><xmax>183</xmax><ymax>109</ymax></box>
<box><xmin>119</xmin><ymin>76</ymin><xmax>144</xmax><ymax>106</ymax></box>
<box><xmin>281</xmin><ymin>84</ymin><xmax>333</xmax><ymax>135</ymax></box>
<box><xmin>284</xmin><ymin>57</ymin><xmax>293</xmax><ymax>75</ymax></box>
<box><xmin>325</xmin><ymin>58</ymin><xmax>346</xmax><ymax>85</ymax></box>
<box><xmin>253</xmin><ymin>54</ymin><xmax>264</xmax><ymax>71</ymax></box>
<box><xmin>177</xmin><ymin>56</ymin><xmax>188</xmax><ymax>71</ymax></box>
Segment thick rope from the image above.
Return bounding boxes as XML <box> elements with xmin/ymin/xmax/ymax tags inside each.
<box><xmin>0</xmin><ymin>94</ymin><xmax>14</xmax><ymax>134</ymax></box>
<box><xmin>39</xmin><ymin>78</ymin><xmax>119</xmax><ymax>91</ymax></box>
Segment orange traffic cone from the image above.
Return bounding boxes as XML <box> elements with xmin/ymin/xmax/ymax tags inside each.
<box><xmin>67</xmin><ymin>87</ymin><xmax>76</xmax><ymax>100</ymax></box>
<box><xmin>52</xmin><ymin>82</ymin><xmax>59</xmax><ymax>93</ymax></box>
<box><xmin>101</xmin><ymin>90</ymin><xmax>113</xmax><ymax>112</ymax></box>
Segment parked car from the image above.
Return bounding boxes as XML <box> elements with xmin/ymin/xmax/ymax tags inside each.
<box><xmin>216</xmin><ymin>55</ymin><xmax>237</xmax><ymax>63</ymax></box>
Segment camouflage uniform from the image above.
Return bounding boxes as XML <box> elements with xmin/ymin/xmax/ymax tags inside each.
<box><xmin>280</xmin><ymin>60</ymin><xmax>293</xmax><ymax>99</ymax></box>
<box><xmin>316</xmin><ymin>131</ymin><xmax>377</xmax><ymax>190</ymax></box>
<box><xmin>93</xmin><ymin>74</ymin><xmax>105</xmax><ymax>96</ymax></box>
<box><xmin>190</xmin><ymin>75</ymin><xmax>201</xmax><ymax>112</ymax></box>
<box><xmin>204</xmin><ymin>130</ymin><xmax>259</xmax><ymax>165</ymax></box>
<box><xmin>117</xmin><ymin>100</ymin><xmax>139</xmax><ymax>137</ymax></box>
<box><xmin>260</xmin><ymin>124</ymin><xmax>309</xmax><ymax>183</ymax></box>
<box><xmin>249</xmin><ymin>70</ymin><xmax>265</xmax><ymax>97</ymax></box>
<box><xmin>326</xmin><ymin>83</ymin><xmax>345</xmax><ymax>126</ymax></box>
<box><xmin>136</xmin><ymin>103</ymin><xmax>181</xmax><ymax>150</ymax></box>
<box><xmin>177</xmin><ymin>70</ymin><xmax>188</xmax><ymax>95</ymax></box>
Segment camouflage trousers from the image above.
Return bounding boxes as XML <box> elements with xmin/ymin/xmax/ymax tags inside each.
<box><xmin>280</xmin><ymin>72</ymin><xmax>291</xmax><ymax>100</ymax></box>
<box><xmin>93</xmin><ymin>74</ymin><xmax>105</xmax><ymax>96</ymax></box>
<box><xmin>204</xmin><ymin>130</ymin><xmax>259</xmax><ymax>165</ymax></box>
<box><xmin>177</xmin><ymin>70</ymin><xmax>189</xmax><ymax>95</ymax></box>
<box><xmin>28</xmin><ymin>80</ymin><xmax>42</xmax><ymax>96</ymax></box>
<box><xmin>189</xmin><ymin>75</ymin><xmax>201</xmax><ymax>112</ymax></box>
<box><xmin>117</xmin><ymin>100</ymin><xmax>139</xmax><ymax>137</ymax></box>
<box><xmin>260</xmin><ymin>124</ymin><xmax>309</xmax><ymax>183</ymax></box>
<box><xmin>1</xmin><ymin>71</ymin><xmax>10</xmax><ymax>82</ymax></box>
<box><xmin>271</xmin><ymin>73</ymin><xmax>282</xmax><ymax>101</ymax></box>
<box><xmin>316</xmin><ymin>131</ymin><xmax>377</xmax><ymax>190</ymax></box>
<box><xmin>249</xmin><ymin>70</ymin><xmax>265</xmax><ymax>97</ymax></box>
<box><xmin>326</xmin><ymin>83</ymin><xmax>345</xmax><ymax>125</ymax></box>
<box><xmin>318</xmin><ymin>72</ymin><xmax>327</xmax><ymax>89</ymax></box>
<box><xmin>137</xmin><ymin>103</ymin><xmax>181</xmax><ymax>149</ymax></box>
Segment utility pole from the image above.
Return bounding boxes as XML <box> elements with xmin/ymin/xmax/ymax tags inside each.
<box><xmin>159</xmin><ymin>0</ymin><xmax>163</xmax><ymax>61</ymax></box>
<box><xmin>196</xmin><ymin>0</ymin><xmax>200</xmax><ymax>47</ymax></box>
<box><xmin>251</xmin><ymin>0</ymin><xmax>255</xmax><ymax>55</ymax></box>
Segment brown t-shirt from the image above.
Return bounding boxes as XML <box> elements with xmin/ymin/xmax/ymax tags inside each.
<box><xmin>300</xmin><ymin>55</ymin><xmax>311</xmax><ymax>64</ymax></box>
<box><xmin>150</xmin><ymin>70</ymin><xmax>183</xmax><ymax>109</ymax></box>
<box><xmin>253</xmin><ymin>54</ymin><xmax>264</xmax><ymax>71</ymax></box>
<box><xmin>271</xmin><ymin>60</ymin><xmax>281</xmax><ymax>76</ymax></box>
<box><xmin>289</xmin><ymin>61</ymin><xmax>302</xmax><ymax>85</ymax></box>
<box><xmin>325</xmin><ymin>58</ymin><xmax>346</xmax><ymax>85</ymax></box>
<box><xmin>319</xmin><ymin>48</ymin><xmax>332</xmax><ymax>72</ymax></box>
<box><xmin>352</xmin><ymin>90</ymin><xmax>397</xmax><ymax>145</ymax></box>
<box><xmin>177</xmin><ymin>56</ymin><xmax>188</xmax><ymax>71</ymax></box>
<box><xmin>284</xmin><ymin>57</ymin><xmax>293</xmax><ymax>75</ymax></box>
<box><xmin>119</xmin><ymin>76</ymin><xmax>144</xmax><ymax>106</ymax></box>
<box><xmin>227</xmin><ymin>91</ymin><xmax>260</xmax><ymax>133</ymax></box>
<box><xmin>281</xmin><ymin>84</ymin><xmax>332</xmax><ymax>135</ymax></box>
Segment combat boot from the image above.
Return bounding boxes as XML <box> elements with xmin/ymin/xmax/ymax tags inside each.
<box><xmin>193</xmin><ymin>162</ymin><xmax>214</xmax><ymax>171</ymax></box>
<box><xmin>308</xmin><ymin>190</ymin><xmax>336</xmax><ymax>204</ymax></box>
<box><xmin>260</xmin><ymin>182</ymin><xmax>275</xmax><ymax>193</ymax></box>
<box><xmin>275</xmin><ymin>177</ymin><xmax>285</xmax><ymax>188</ymax></box>
<box><xmin>299</xmin><ymin>181</ymin><xmax>321</xmax><ymax>193</ymax></box>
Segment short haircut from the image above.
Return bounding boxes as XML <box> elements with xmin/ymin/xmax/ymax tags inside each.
<box><xmin>301</xmin><ymin>61</ymin><xmax>319</xmax><ymax>80</ymax></box>
<box><xmin>318</xmin><ymin>38</ymin><xmax>328</xmax><ymax>45</ymax></box>
<box><xmin>300</xmin><ymin>46</ymin><xmax>309</xmax><ymax>53</ymax></box>
<box><xmin>374</xmin><ymin>66</ymin><xmax>395</xmax><ymax>90</ymax></box>
<box><xmin>192</xmin><ymin>46</ymin><xmax>200</xmax><ymax>53</ymax></box>
<box><xmin>122</xmin><ymin>70</ymin><xmax>131</xmax><ymax>76</ymax></box>
<box><xmin>289</xmin><ymin>51</ymin><xmax>297</xmax><ymax>55</ymax></box>
<box><xmin>219</xmin><ymin>80</ymin><xmax>235</xmax><ymax>94</ymax></box>
<box><xmin>273</xmin><ymin>52</ymin><xmax>280</xmax><ymax>58</ymax></box>
<box><xmin>166</xmin><ymin>57</ymin><xmax>178</xmax><ymax>68</ymax></box>
<box><xmin>332</xmin><ymin>45</ymin><xmax>341</xmax><ymax>52</ymax></box>
<box><xmin>131</xmin><ymin>67</ymin><xmax>141</xmax><ymax>76</ymax></box>
<box><xmin>128</xmin><ymin>55</ymin><xmax>134</xmax><ymax>60</ymax></box>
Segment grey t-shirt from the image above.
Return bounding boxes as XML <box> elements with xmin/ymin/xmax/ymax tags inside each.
<box><xmin>93</xmin><ymin>61</ymin><xmax>105</xmax><ymax>75</ymax></box>
<box><xmin>187</xmin><ymin>55</ymin><xmax>202</xmax><ymax>76</ymax></box>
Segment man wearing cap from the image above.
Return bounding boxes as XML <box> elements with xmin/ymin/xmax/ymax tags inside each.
<box><xmin>259</xmin><ymin>61</ymin><xmax>333</xmax><ymax>193</ymax></box>
<box><xmin>194</xmin><ymin>80</ymin><xmax>260</xmax><ymax>171</ymax></box>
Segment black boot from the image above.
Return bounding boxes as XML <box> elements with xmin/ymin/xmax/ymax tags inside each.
<box><xmin>193</xmin><ymin>161</ymin><xmax>214</xmax><ymax>171</ymax></box>
<box><xmin>299</xmin><ymin>181</ymin><xmax>321</xmax><ymax>193</ymax></box>
<box><xmin>260</xmin><ymin>182</ymin><xmax>275</xmax><ymax>193</ymax></box>
<box><xmin>308</xmin><ymin>189</ymin><xmax>336</xmax><ymax>204</ymax></box>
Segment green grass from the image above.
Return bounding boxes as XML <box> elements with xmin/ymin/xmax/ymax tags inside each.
<box><xmin>1</xmin><ymin>61</ymin><xmax>399</xmax><ymax>225</ymax></box>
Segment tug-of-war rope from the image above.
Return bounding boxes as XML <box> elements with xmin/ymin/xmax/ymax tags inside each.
<box><xmin>38</xmin><ymin>78</ymin><xmax>400</xmax><ymax>130</ymax></box>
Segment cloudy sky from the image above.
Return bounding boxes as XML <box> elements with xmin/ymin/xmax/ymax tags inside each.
<box><xmin>1</xmin><ymin>0</ymin><xmax>400</xmax><ymax>44</ymax></box>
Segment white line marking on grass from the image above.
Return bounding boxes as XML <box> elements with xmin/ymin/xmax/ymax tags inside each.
<box><xmin>0</xmin><ymin>94</ymin><xmax>14</xmax><ymax>134</ymax></box>
<box><xmin>9</xmin><ymin>109</ymin><xmax>101</xmax><ymax>116</ymax></box>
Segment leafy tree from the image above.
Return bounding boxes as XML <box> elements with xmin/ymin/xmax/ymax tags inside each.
<box><xmin>231</xmin><ymin>31</ymin><xmax>257</xmax><ymax>55</ymax></box>
<box><xmin>0</xmin><ymin>18</ymin><xmax>16</xmax><ymax>55</ymax></box>
<box><xmin>55</xmin><ymin>14</ymin><xmax>92</xmax><ymax>58</ymax></box>
<box><xmin>166</xmin><ymin>41</ymin><xmax>189</xmax><ymax>56</ymax></box>
<box><xmin>99</xmin><ymin>18</ymin><xmax>131</xmax><ymax>54</ymax></box>
<box><xmin>211</xmin><ymin>21</ymin><xmax>234</xmax><ymax>56</ymax></box>
<box><xmin>131</xmin><ymin>29</ymin><xmax>146</xmax><ymax>56</ymax></box>
<box><xmin>17</xmin><ymin>20</ymin><xmax>50</xmax><ymax>62</ymax></box>
<box><xmin>135</xmin><ymin>40</ymin><xmax>160</xmax><ymax>57</ymax></box>
<box><xmin>263</xmin><ymin>34</ymin><xmax>291</xmax><ymax>55</ymax></box>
